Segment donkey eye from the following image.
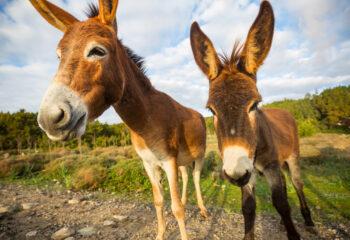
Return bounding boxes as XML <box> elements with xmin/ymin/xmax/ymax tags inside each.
<box><xmin>88</xmin><ymin>47</ymin><xmax>106</xmax><ymax>57</ymax></box>
<box><xmin>208</xmin><ymin>107</ymin><xmax>216</xmax><ymax>116</ymax></box>
<box><xmin>249</xmin><ymin>102</ymin><xmax>259</xmax><ymax>112</ymax></box>
<box><xmin>56</xmin><ymin>49</ymin><xmax>61</xmax><ymax>60</ymax></box>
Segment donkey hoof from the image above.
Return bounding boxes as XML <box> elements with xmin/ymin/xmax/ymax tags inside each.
<box><xmin>243</xmin><ymin>234</ymin><xmax>254</xmax><ymax>240</ymax></box>
<box><xmin>155</xmin><ymin>235</ymin><xmax>164</xmax><ymax>240</ymax></box>
<box><xmin>289</xmin><ymin>235</ymin><xmax>300</xmax><ymax>240</ymax></box>
<box><xmin>200</xmin><ymin>209</ymin><xmax>209</xmax><ymax>218</ymax></box>
<box><xmin>305</xmin><ymin>225</ymin><xmax>317</xmax><ymax>234</ymax></box>
<box><xmin>305</xmin><ymin>220</ymin><xmax>315</xmax><ymax>227</ymax></box>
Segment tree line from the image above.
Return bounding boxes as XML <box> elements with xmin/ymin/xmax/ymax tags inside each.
<box><xmin>262</xmin><ymin>85</ymin><xmax>350</xmax><ymax>136</ymax></box>
<box><xmin>0</xmin><ymin>110</ymin><xmax>131</xmax><ymax>152</ymax></box>
<box><xmin>0</xmin><ymin>85</ymin><xmax>349</xmax><ymax>152</ymax></box>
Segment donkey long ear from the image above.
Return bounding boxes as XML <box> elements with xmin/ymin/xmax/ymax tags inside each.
<box><xmin>238</xmin><ymin>0</ymin><xmax>274</xmax><ymax>76</ymax></box>
<box><xmin>29</xmin><ymin>0</ymin><xmax>79</xmax><ymax>32</ymax></box>
<box><xmin>190</xmin><ymin>22</ymin><xmax>222</xmax><ymax>81</ymax></box>
<box><xmin>98</xmin><ymin>0</ymin><xmax>119</xmax><ymax>25</ymax></box>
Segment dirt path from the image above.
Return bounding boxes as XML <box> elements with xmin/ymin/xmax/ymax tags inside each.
<box><xmin>0</xmin><ymin>183</ymin><xmax>348</xmax><ymax>240</ymax></box>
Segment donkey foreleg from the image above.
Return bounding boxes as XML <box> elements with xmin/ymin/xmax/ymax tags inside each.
<box><xmin>193</xmin><ymin>157</ymin><xmax>208</xmax><ymax>217</ymax></box>
<box><xmin>241</xmin><ymin>171</ymin><xmax>256</xmax><ymax>240</ymax></box>
<box><xmin>163</xmin><ymin>160</ymin><xmax>188</xmax><ymax>240</ymax></box>
<box><xmin>143</xmin><ymin>160</ymin><xmax>166</xmax><ymax>240</ymax></box>
<box><xmin>178</xmin><ymin>166</ymin><xmax>188</xmax><ymax>206</ymax></box>
<box><xmin>263</xmin><ymin>161</ymin><xmax>300</xmax><ymax>240</ymax></box>
<box><xmin>286</xmin><ymin>157</ymin><xmax>314</xmax><ymax>226</ymax></box>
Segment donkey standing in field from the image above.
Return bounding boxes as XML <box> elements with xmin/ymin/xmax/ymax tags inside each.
<box><xmin>338</xmin><ymin>117</ymin><xmax>350</xmax><ymax>128</ymax></box>
<box><xmin>29</xmin><ymin>1</ymin><xmax>208</xmax><ymax>239</ymax></box>
<box><xmin>190</xmin><ymin>1</ymin><xmax>313</xmax><ymax>239</ymax></box>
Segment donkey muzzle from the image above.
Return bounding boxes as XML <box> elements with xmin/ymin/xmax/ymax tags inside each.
<box><xmin>38</xmin><ymin>83</ymin><xmax>87</xmax><ymax>141</ymax></box>
<box><xmin>222</xmin><ymin>146</ymin><xmax>254</xmax><ymax>187</ymax></box>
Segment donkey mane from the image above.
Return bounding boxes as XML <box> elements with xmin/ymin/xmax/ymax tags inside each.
<box><xmin>219</xmin><ymin>41</ymin><xmax>243</xmax><ymax>71</ymax></box>
<box><xmin>85</xmin><ymin>3</ymin><xmax>147</xmax><ymax>74</ymax></box>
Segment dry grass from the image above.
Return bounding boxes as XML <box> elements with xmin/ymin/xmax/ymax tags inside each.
<box><xmin>206</xmin><ymin>134</ymin><xmax>219</xmax><ymax>154</ymax></box>
<box><xmin>300</xmin><ymin>133</ymin><xmax>350</xmax><ymax>163</ymax></box>
<box><xmin>73</xmin><ymin>166</ymin><xmax>107</xmax><ymax>190</ymax></box>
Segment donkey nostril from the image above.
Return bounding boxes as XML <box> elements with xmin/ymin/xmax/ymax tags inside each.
<box><xmin>50</xmin><ymin>105</ymin><xmax>70</xmax><ymax>128</ymax></box>
<box><xmin>54</xmin><ymin>109</ymin><xmax>65</xmax><ymax>124</ymax></box>
<box><xmin>243</xmin><ymin>170</ymin><xmax>250</xmax><ymax>179</ymax></box>
<box><xmin>239</xmin><ymin>170</ymin><xmax>251</xmax><ymax>183</ymax></box>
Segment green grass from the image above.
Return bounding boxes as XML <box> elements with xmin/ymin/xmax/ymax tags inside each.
<box><xmin>0</xmin><ymin>133</ymin><xmax>349</xmax><ymax>226</ymax></box>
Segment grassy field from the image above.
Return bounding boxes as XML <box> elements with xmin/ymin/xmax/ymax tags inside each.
<box><xmin>0</xmin><ymin>133</ymin><xmax>349</xmax><ymax>227</ymax></box>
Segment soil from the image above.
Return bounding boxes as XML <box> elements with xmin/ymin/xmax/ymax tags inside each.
<box><xmin>0</xmin><ymin>183</ymin><xmax>348</xmax><ymax>240</ymax></box>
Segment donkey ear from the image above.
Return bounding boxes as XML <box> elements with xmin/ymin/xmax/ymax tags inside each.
<box><xmin>190</xmin><ymin>22</ymin><xmax>222</xmax><ymax>81</ymax></box>
<box><xmin>238</xmin><ymin>0</ymin><xmax>274</xmax><ymax>75</ymax></box>
<box><xmin>29</xmin><ymin>0</ymin><xmax>79</xmax><ymax>32</ymax></box>
<box><xmin>98</xmin><ymin>0</ymin><xmax>119</xmax><ymax>25</ymax></box>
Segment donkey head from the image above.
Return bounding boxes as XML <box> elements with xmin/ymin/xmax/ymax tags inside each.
<box><xmin>190</xmin><ymin>1</ymin><xmax>274</xmax><ymax>186</ymax></box>
<box><xmin>30</xmin><ymin>0</ymin><xmax>124</xmax><ymax>141</ymax></box>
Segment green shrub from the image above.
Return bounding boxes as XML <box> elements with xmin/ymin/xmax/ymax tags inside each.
<box><xmin>105</xmin><ymin>157</ymin><xmax>151</xmax><ymax>191</ymax></box>
<box><xmin>72</xmin><ymin>165</ymin><xmax>107</xmax><ymax>190</ymax></box>
<box><xmin>95</xmin><ymin>136</ymin><xmax>107</xmax><ymax>147</ymax></box>
<box><xmin>202</xmin><ymin>151</ymin><xmax>222</xmax><ymax>176</ymax></box>
<box><xmin>0</xmin><ymin>153</ymin><xmax>48</xmax><ymax>178</ymax></box>
<box><xmin>298</xmin><ymin>118</ymin><xmax>319</xmax><ymax>137</ymax></box>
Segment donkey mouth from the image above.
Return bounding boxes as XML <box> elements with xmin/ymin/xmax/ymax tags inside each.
<box><xmin>223</xmin><ymin>170</ymin><xmax>251</xmax><ymax>187</ymax></box>
<box><xmin>63</xmin><ymin>113</ymin><xmax>87</xmax><ymax>141</ymax></box>
<box><xmin>38</xmin><ymin>82</ymin><xmax>88</xmax><ymax>142</ymax></box>
<box><xmin>44</xmin><ymin>113</ymin><xmax>86</xmax><ymax>141</ymax></box>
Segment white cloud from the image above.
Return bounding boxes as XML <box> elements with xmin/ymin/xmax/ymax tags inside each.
<box><xmin>259</xmin><ymin>74</ymin><xmax>350</xmax><ymax>103</ymax></box>
<box><xmin>273</xmin><ymin>0</ymin><xmax>337</xmax><ymax>47</ymax></box>
<box><xmin>0</xmin><ymin>0</ymin><xmax>60</xmax><ymax>64</ymax></box>
<box><xmin>0</xmin><ymin>62</ymin><xmax>55</xmax><ymax>112</ymax></box>
<box><xmin>191</xmin><ymin>0</ymin><xmax>259</xmax><ymax>51</ymax></box>
<box><xmin>117</xmin><ymin>0</ymin><xmax>198</xmax><ymax>55</ymax></box>
<box><xmin>146</xmin><ymin>38</ymin><xmax>209</xmax><ymax>115</ymax></box>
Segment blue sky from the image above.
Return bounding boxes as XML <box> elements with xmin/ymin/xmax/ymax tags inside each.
<box><xmin>0</xmin><ymin>0</ymin><xmax>349</xmax><ymax>123</ymax></box>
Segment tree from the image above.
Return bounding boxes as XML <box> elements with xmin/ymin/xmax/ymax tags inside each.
<box><xmin>314</xmin><ymin>86</ymin><xmax>350</xmax><ymax>127</ymax></box>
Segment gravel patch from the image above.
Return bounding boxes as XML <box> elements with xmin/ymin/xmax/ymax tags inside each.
<box><xmin>0</xmin><ymin>183</ymin><xmax>348</xmax><ymax>239</ymax></box>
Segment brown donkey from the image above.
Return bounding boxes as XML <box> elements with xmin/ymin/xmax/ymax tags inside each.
<box><xmin>29</xmin><ymin>1</ymin><xmax>208</xmax><ymax>239</ymax></box>
<box><xmin>190</xmin><ymin>1</ymin><xmax>313</xmax><ymax>239</ymax></box>
<box><xmin>338</xmin><ymin>117</ymin><xmax>350</xmax><ymax>128</ymax></box>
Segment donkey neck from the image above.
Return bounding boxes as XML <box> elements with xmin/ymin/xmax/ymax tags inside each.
<box><xmin>254</xmin><ymin>110</ymin><xmax>279</xmax><ymax>170</ymax></box>
<box><xmin>112</xmin><ymin>44</ymin><xmax>154</xmax><ymax>133</ymax></box>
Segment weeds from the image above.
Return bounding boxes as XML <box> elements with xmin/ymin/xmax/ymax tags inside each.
<box><xmin>57</xmin><ymin>164</ymin><xmax>73</xmax><ymax>188</ymax></box>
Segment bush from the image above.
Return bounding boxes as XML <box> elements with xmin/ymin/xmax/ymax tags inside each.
<box><xmin>298</xmin><ymin>118</ymin><xmax>319</xmax><ymax>137</ymax></box>
<box><xmin>202</xmin><ymin>151</ymin><xmax>222</xmax><ymax>177</ymax></box>
<box><xmin>105</xmin><ymin>157</ymin><xmax>151</xmax><ymax>191</ymax></box>
<box><xmin>73</xmin><ymin>165</ymin><xmax>107</xmax><ymax>190</ymax></box>
<box><xmin>0</xmin><ymin>153</ymin><xmax>49</xmax><ymax>178</ymax></box>
<box><xmin>95</xmin><ymin>136</ymin><xmax>107</xmax><ymax>147</ymax></box>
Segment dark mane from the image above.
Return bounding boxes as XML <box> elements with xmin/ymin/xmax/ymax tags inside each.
<box><xmin>85</xmin><ymin>3</ymin><xmax>99</xmax><ymax>18</ymax></box>
<box><xmin>219</xmin><ymin>41</ymin><xmax>243</xmax><ymax>71</ymax></box>
<box><xmin>85</xmin><ymin>3</ymin><xmax>147</xmax><ymax>74</ymax></box>
<box><xmin>123</xmin><ymin>46</ymin><xmax>147</xmax><ymax>73</ymax></box>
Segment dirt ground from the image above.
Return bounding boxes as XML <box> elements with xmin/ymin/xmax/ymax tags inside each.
<box><xmin>0</xmin><ymin>183</ymin><xmax>348</xmax><ymax>240</ymax></box>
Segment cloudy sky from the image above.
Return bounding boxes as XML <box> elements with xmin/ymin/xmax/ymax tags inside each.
<box><xmin>0</xmin><ymin>0</ymin><xmax>349</xmax><ymax>123</ymax></box>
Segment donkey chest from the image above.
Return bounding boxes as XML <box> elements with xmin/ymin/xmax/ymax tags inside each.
<box><xmin>135</xmin><ymin>146</ymin><xmax>195</xmax><ymax>168</ymax></box>
<box><xmin>131</xmin><ymin>130</ymin><xmax>196</xmax><ymax>167</ymax></box>
<box><xmin>134</xmin><ymin>145</ymin><xmax>172</xmax><ymax>167</ymax></box>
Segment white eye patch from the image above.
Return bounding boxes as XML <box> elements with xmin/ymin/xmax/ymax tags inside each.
<box><xmin>84</xmin><ymin>42</ymin><xmax>108</xmax><ymax>61</ymax></box>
